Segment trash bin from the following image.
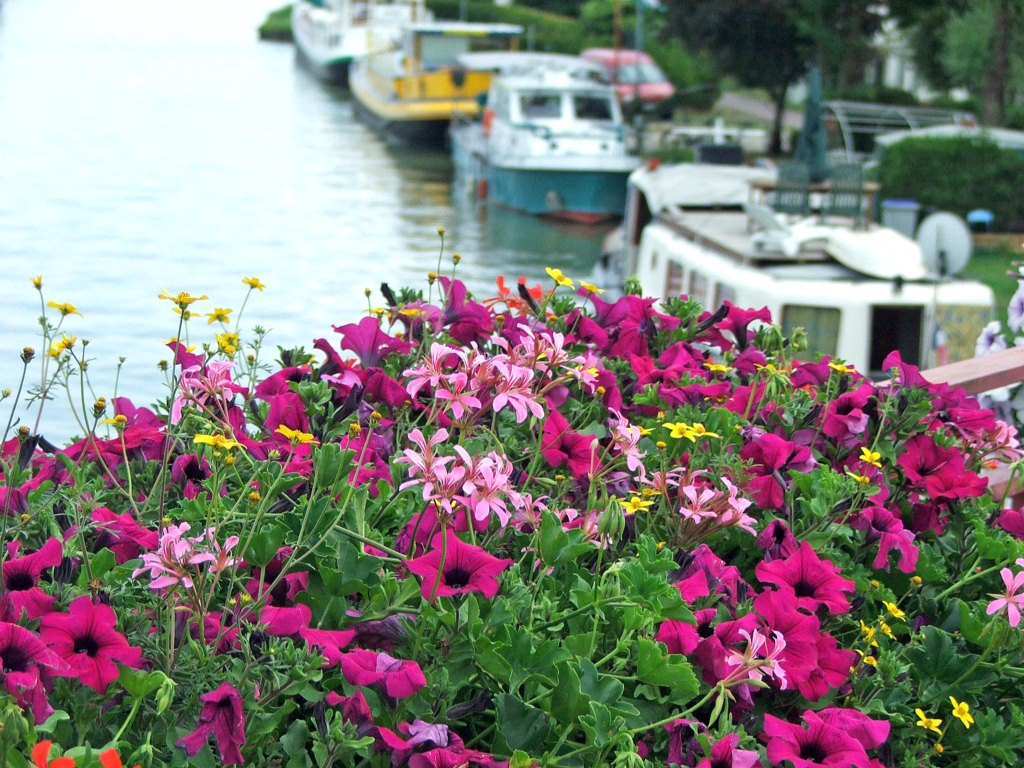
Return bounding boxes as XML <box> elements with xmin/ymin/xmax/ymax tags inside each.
<box><xmin>881</xmin><ymin>199</ymin><xmax>921</xmax><ymax>238</ymax></box>
<box><xmin>967</xmin><ymin>208</ymin><xmax>995</xmax><ymax>232</ymax></box>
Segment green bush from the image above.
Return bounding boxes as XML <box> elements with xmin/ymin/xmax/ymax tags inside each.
<box><xmin>878</xmin><ymin>136</ymin><xmax>1024</xmax><ymax>229</ymax></box>
<box><xmin>258</xmin><ymin>4</ymin><xmax>293</xmax><ymax>41</ymax></box>
<box><xmin>426</xmin><ymin>0</ymin><xmax>581</xmax><ymax>52</ymax></box>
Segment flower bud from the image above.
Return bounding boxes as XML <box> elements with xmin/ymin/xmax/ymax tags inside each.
<box><xmin>21</xmin><ymin>347</ymin><xmax>35</xmax><ymax>364</ymax></box>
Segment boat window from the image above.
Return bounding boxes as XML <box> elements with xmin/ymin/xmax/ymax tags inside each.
<box><xmin>870</xmin><ymin>305</ymin><xmax>922</xmax><ymax>371</ymax></box>
<box><xmin>781</xmin><ymin>305</ymin><xmax>840</xmax><ymax>360</ymax></box>
<box><xmin>714</xmin><ymin>284</ymin><xmax>736</xmax><ymax>307</ymax></box>
<box><xmin>520</xmin><ymin>93</ymin><xmax>562</xmax><ymax>119</ymax></box>
<box><xmin>689</xmin><ymin>271</ymin><xmax>709</xmax><ymax>305</ymax></box>
<box><xmin>573</xmin><ymin>95</ymin><xmax>613</xmax><ymax>120</ymax></box>
<box><xmin>420</xmin><ymin>36</ymin><xmax>471</xmax><ymax>69</ymax></box>
<box><xmin>664</xmin><ymin>260</ymin><xmax>683</xmax><ymax>299</ymax></box>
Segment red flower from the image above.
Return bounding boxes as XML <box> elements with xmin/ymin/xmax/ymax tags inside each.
<box><xmin>32</xmin><ymin>740</ymin><xmax>74</xmax><ymax>768</ymax></box>
<box><xmin>38</xmin><ymin>596</ymin><xmax>143</xmax><ymax>694</ymax></box>
<box><xmin>99</xmin><ymin>748</ymin><xmax>141</xmax><ymax>768</ymax></box>
<box><xmin>176</xmin><ymin>682</ymin><xmax>247</xmax><ymax>765</ymax></box>
<box><xmin>405</xmin><ymin>529</ymin><xmax>513</xmax><ymax>601</ymax></box>
<box><xmin>539</xmin><ymin>408</ymin><xmax>601</xmax><ymax>479</ymax></box>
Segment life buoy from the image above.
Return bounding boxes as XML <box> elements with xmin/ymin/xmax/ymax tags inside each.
<box><xmin>482</xmin><ymin>108</ymin><xmax>495</xmax><ymax>137</ymax></box>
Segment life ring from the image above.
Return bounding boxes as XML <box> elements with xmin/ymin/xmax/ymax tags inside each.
<box><xmin>482</xmin><ymin>108</ymin><xmax>495</xmax><ymax>137</ymax></box>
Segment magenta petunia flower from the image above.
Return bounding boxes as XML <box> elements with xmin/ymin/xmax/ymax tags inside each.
<box><xmin>38</xmin><ymin>596</ymin><xmax>143</xmax><ymax>694</ymax></box>
<box><xmin>540</xmin><ymin>408</ymin><xmax>602</xmax><ymax>479</ymax></box>
<box><xmin>739</xmin><ymin>434</ymin><xmax>816</xmax><ymax>510</ymax></box>
<box><xmin>91</xmin><ymin>507</ymin><xmax>159</xmax><ymax>564</ymax></box>
<box><xmin>405</xmin><ymin>529</ymin><xmax>513</xmax><ymax>602</ymax></box>
<box><xmin>176</xmin><ymin>682</ymin><xmax>247</xmax><ymax>765</ymax></box>
<box><xmin>0</xmin><ymin>621</ymin><xmax>69</xmax><ymax>724</ymax></box>
<box><xmin>851</xmin><ymin>506</ymin><xmax>919</xmax><ymax>574</ymax></box>
<box><xmin>334</xmin><ymin>316</ymin><xmax>415</xmax><ymax>369</ymax></box>
<box><xmin>324</xmin><ymin>689</ymin><xmax>374</xmax><ymax>736</ymax></box>
<box><xmin>695</xmin><ymin>733</ymin><xmax>762</xmax><ymax>768</ymax></box>
<box><xmin>338</xmin><ymin>648</ymin><xmax>426</xmax><ymax>698</ymax></box>
<box><xmin>763</xmin><ymin>711</ymin><xmax>872</xmax><ymax>768</ymax></box>
<box><xmin>2</xmin><ymin>537</ymin><xmax>63</xmax><ymax>620</ymax></box>
<box><xmin>819</xmin><ymin>384</ymin><xmax>873</xmax><ymax>448</ymax></box>
<box><xmin>300</xmin><ymin>627</ymin><xmax>357</xmax><ymax>667</ymax></box>
<box><xmin>756</xmin><ymin>541</ymin><xmax>855</xmax><ymax>614</ymax></box>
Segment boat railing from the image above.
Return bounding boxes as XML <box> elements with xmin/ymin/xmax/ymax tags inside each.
<box><xmin>920</xmin><ymin>345</ymin><xmax>1024</xmax><ymax>506</ymax></box>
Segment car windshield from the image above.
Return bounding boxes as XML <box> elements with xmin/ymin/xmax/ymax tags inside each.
<box><xmin>613</xmin><ymin>62</ymin><xmax>666</xmax><ymax>85</ymax></box>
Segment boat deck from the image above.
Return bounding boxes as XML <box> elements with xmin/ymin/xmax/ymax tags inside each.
<box><xmin>657</xmin><ymin>206</ymin><xmax>834</xmax><ymax>265</ymax></box>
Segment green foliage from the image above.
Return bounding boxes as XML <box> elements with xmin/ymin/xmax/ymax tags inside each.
<box><xmin>426</xmin><ymin>0</ymin><xmax>582</xmax><ymax>53</ymax></box>
<box><xmin>878</xmin><ymin>136</ymin><xmax>1024</xmax><ymax>229</ymax></box>
<box><xmin>258</xmin><ymin>4</ymin><xmax>294</xmax><ymax>42</ymax></box>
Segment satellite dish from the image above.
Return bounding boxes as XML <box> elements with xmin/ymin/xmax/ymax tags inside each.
<box><xmin>916</xmin><ymin>212</ymin><xmax>972</xmax><ymax>277</ymax></box>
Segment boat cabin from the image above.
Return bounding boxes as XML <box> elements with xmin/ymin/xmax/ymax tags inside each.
<box><xmin>622</xmin><ymin>163</ymin><xmax>993</xmax><ymax>375</ymax></box>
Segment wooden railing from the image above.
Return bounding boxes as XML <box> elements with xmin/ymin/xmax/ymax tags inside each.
<box><xmin>920</xmin><ymin>345</ymin><xmax>1024</xmax><ymax>506</ymax></box>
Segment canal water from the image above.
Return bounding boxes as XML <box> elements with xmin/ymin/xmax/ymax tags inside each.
<box><xmin>0</xmin><ymin>0</ymin><xmax>612</xmax><ymax>443</ymax></box>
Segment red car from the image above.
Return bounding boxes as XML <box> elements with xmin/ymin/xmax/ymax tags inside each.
<box><xmin>580</xmin><ymin>48</ymin><xmax>676</xmax><ymax>118</ymax></box>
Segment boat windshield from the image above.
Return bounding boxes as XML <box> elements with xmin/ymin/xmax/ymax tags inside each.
<box><xmin>573</xmin><ymin>94</ymin><xmax>613</xmax><ymax>120</ymax></box>
<box><xmin>520</xmin><ymin>93</ymin><xmax>562</xmax><ymax>119</ymax></box>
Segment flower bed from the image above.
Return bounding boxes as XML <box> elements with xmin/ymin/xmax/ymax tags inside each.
<box><xmin>2</xmin><ymin>259</ymin><xmax>1024</xmax><ymax>768</ymax></box>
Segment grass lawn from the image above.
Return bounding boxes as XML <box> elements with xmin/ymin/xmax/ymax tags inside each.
<box><xmin>963</xmin><ymin>244</ymin><xmax>1020</xmax><ymax>319</ymax></box>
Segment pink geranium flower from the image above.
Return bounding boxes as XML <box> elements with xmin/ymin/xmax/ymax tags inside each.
<box><xmin>38</xmin><ymin>596</ymin><xmax>143</xmax><ymax>694</ymax></box>
<box><xmin>986</xmin><ymin>561</ymin><xmax>1024</xmax><ymax>627</ymax></box>
<box><xmin>176</xmin><ymin>682</ymin><xmax>247</xmax><ymax>765</ymax></box>
<box><xmin>405</xmin><ymin>529</ymin><xmax>513</xmax><ymax>601</ymax></box>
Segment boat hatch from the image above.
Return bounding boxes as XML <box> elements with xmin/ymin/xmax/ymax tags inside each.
<box><xmin>781</xmin><ymin>306</ymin><xmax>841</xmax><ymax>360</ymax></box>
<box><xmin>870</xmin><ymin>305</ymin><xmax>922</xmax><ymax>370</ymax></box>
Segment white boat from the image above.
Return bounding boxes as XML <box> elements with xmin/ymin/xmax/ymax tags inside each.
<box><xmin>349</xmin><ymin>21</ymin><xmax>523</xmax><ymax>146</ymax></box>
<box><xmin>618</xmin><ymin>162</ymin><xmax>993</xmax><ymax>374</ymax></box>
<box><xmin>291</xmin><ymin>0</ymin><xmax>429</xmax><ymax>84</ymax></box>
<box><xmin>450</xmin><ymin>52</ymin><xmax>641</xmax><ymax>224</ymax></box>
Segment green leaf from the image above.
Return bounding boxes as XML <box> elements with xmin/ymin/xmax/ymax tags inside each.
<box><xmin>496</xmin><ymin>694</ymin><xmax>550</xmax><ymax>753</ymax></box>
<box><xmin>509</xmin><ymin>750</ymin><xmax>534</xmax><ymax>768</ymax></box>
<box><xmin>117</xmin><ymin>667</ymin><xmax>174</xmax><ymax>700</ymax></box>
<box><xmin>550</xmin><ymin>661</ymin><xmax>589</xmax><ymax>721</ymax></box>
<box><xmin>282</xmin><ymin>720</ymin><xmax>312</xmax><ymax>768</ymax></box>
<box><xmin>636</xmin><ymin>638</ymin><xmax>699</xmax><ymax>694</ymax></box>
<box><xmin>579</xmin><ymin>700</ymin><xmax>613</xmax><ymax>746</ymax></box>
<box><xmin>243</xmin><ymin>525</ymin><xmax>288</xmax><ymax>568</ymax></box>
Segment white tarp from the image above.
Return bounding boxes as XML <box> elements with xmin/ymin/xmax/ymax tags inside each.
<box><xmin>628</xmin><ymin>162</ymin><xmax>776</xmax><ymax>212</ymax></box>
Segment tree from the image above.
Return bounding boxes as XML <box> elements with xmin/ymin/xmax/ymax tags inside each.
<box><xmin>890</xmin><ymin>0</ymin><xmax>1024</xmax><ymax>124</ymax></box>
<box><xmin>664</xmin><ymin>0</ymin><xmax>812</xmax><ymax>154</ymax></box>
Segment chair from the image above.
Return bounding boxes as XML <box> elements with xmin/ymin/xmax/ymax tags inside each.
<box><xmin>822</xmin><ymin>162</ymin><xmax>865</xmax><ymax>226</ymax></box>
<box><xmin>770</xmin><ymin>160</ymin><xmax>811</xmax><ymax>217</ymax></box>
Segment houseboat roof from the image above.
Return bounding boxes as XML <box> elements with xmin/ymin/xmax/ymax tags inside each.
<box><xmin>457</xmin><ymin>52</ymin><xmax>607</xmax><ymax>82</ymax></box>
<box><xmin>628</xmin><ymin>162</ymin><xmax>776</xmax><ymax>212</ymax></box>
<box><xmin>406</xmin><ymin>21</ymin><xmax>523</xmax><ymax>37</ymax></box>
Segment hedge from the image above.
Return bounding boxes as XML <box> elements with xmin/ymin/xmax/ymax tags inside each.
<box><xmin>878</xmin><ymin>136</ymin><xmax>1024</xmax><ymax>230</ymax></box>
